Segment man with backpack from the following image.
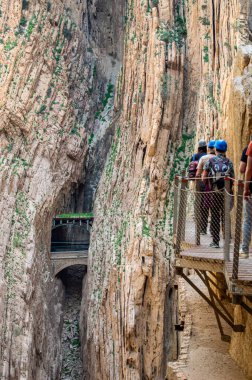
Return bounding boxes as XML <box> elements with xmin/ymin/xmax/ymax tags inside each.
<box><xmin>188</xmin><ymin>140</ymin><xmax>208</xmax><ymax>235</ymax></box>
<box><xmin>194</xmin><ymin>140</ymin><xmax>216</xmax><ymax>235</ymax></box>
<box><xmin>202</xmin><ymin>140</ymin><xmax>235</xmax><ymax>248</ymax></box>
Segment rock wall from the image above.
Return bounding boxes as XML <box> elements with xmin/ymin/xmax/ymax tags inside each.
<box><xmin>0</xmin><ymin>0</ymin><xmax>123</xmax><ymax>378</ymax></box>
<box><xmin>85</xmin><ymin>1</ymin><xmax>190</xmax><ymax>378</ymax></box>
<box><xmin>230</xmin><ymin>298</ymin><xmax>252</xmax><ymax>379</ymax></box>
<box><xmin>85</xmin><ymin>0</ymin><xmax>252</xmax><ymax>379</ymax></box>
<box><xmin>186</xmin><ymin>0</ymin><xmax>252</xmax><ymax>171</ymax></box>
<box><xmin>1</xmin><ymin>0</ymin><xmax>252</xmax><ymax>379</ymax></box>
<box><xmin>183</xmin><ymin>1</ymin><xmax>252</xmax><ymax>377</ymax></box>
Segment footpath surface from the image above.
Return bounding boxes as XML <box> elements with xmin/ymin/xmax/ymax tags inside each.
<box><xmin>183</xmin><ymin>274</ymin><xmax>247</xmax><ymax>380</ymax></box>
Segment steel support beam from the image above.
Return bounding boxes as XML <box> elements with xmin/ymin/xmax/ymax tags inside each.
<box><xmin>204</xmin><ymin>271</ymin><xmax>230</xmax><ymax>300</ymax></box>
<box><xmin>241</xmin><ymin>301</ymin><xmax>252</xmax><ymax>317</ymax></box>
<box><xmin>180</xmin><ymin>272</ymin><xmax>245</xmax><ymax>333</ymax></box>
<box><xmin>196</xmin><ymin>270</ymin><xmax>233</xmax><ymax>321</ymax></box>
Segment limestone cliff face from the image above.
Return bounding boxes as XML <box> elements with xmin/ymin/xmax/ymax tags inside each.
<box><xmin>85</xmin><ymin>0</ymin><xmax>252</xmax><ymax>379</ymax></box>
<box><xmin>0</xmin><ymin>0</ymin><xmax>123</xmax><ymax>378</ymax></box>
<box><xmin>1</xmin><ymin>0</ymin><xmax>252</xmax><ymax>379</ymax></box>
<box><xmin>185</xmin><ymin>0</ymin><xmax>252</xmax><ymax>171</ymax></box>
<box><xmin>184</xmin><ymin>2</ymin><xmax>252</xmax><ymax>377</ymax></box>
<box><xmin>85</xmin><ymin>1</ymin><xmax>189</xmax><ymax>379</ymax></box>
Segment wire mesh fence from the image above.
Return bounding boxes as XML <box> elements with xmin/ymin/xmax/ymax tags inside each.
<box><xmin>173</xmin><ymin>176</ymin><xmax>252</xmax><ymax>281</ymax></box>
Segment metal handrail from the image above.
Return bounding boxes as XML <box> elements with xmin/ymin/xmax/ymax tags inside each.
<box><xmin>173</xmin><ymin>176</ymin><xmax>247</xmax><ymax>281</ymax></box>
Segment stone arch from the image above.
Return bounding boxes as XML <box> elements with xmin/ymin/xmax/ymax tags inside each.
<box><xmin>53</xmin><ymin>258</ymin><xmax>88</xmax><ymax>276</ymax></box>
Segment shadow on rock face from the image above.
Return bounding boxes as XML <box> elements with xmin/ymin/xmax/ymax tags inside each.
<box><xmin>58</xmin><ymin>265</ymin><xmax>87</xmax><ymax>288</ymax></box>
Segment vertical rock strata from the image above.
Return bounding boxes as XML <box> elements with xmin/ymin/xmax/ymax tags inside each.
<box><xmin>85</xmin><ymin>1</ymin><xmax>188</xmax><ymax>379</ymax></box>
<box><xmin>86</xmin><ymin>0</ymin><xmax>252</xmax><ymax>379</ymax></box>
<box><xmin>0</xmin><ymin>0</ymin><xmax>123</xmax><ymax>378</ymax></box>
<box><xmin>0</xmin><ymin>1</ymin><xmax>89</xmax><ymax>378</ymax></box>
<box><xmin>0</xmin><ymin>0</ymin><xmax>252</xmax><ymax>379</ymax></box>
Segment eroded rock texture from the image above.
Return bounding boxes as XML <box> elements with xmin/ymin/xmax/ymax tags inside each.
<box><xmin>1</xmin><ymin>0</ymin><xmax>252</xmax><ymax>379</ymax></box>
<box><xmin>85</xmin><ymin>0</ymin><xmax>252</xmax><ymax>379</ymax></box>
<box><xmin>0</xmin><ymin>0</ymin><xmax>123</xmax><ymax>378</ymax></box>
<box><xmin>85</xmin><ymin>2</ymin><xmax>190</xmax><ymax>379</ymax></box>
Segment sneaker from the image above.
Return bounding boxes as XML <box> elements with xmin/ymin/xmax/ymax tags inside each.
<box><xmin>209</xmin><ymin>242</ymin><xmax>220</xmax><ymax>248</ymax></box>
<box><xmin>239</xmin><ymin>249</ymin><xmax>249</xmax><ymax>259</ymax></box>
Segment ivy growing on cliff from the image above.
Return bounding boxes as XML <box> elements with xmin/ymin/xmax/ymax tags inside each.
<box><xmin>95</xmin><ymin>82</ymin><xmax>114</xmax><ymax>120</ymax></box>
<box><xmin>157</xmin><ymin>5</ymin><xmax>187</xmax><ymax>49</ymax></box>
<box><xmin>199</xmin><ymin>16</ymin><xmax>210</xmax><ymax>26</ymax></box>
<box><xmin>206</xmin><ymin>80</ymin><xmax>222</xmax><ymax>113</ymax></box>
<box><xmin>4</xmin><ymin>39</ymin><xmax>18</xmax><ymax>52</ymax></box>
<box><xmin>169</xmin><ymin>132</ymin><xmax>195</xmax><ymax>182</ymax></box>
<box><xmin>114</xmin><ymin>222</ymin><xmax>127</xmax><ymax>266</ymax></box>
<box><xmin>25</xmin><ymin>15</ymin><xmax>37</xmax><ymax>40</ymax></box>
<box><xmin>142</xmin><ymin>218</ymin><xmax>151</xmax><ymax>237</ymax></box>
<box><xmin>20</xmin><ymin>16</ymin><xmax>27</xmax><ymax>27</ymax></box>
<box><xmin>4</xmin><ymin>192</ymin><xmax>30</xmax><ymax>300</ymax></box>
<box><xmin>105</xmin><ymin>140</ymin><xmax>118</xmax><ymax>178</ymax></box>
<box><xmin>203</xmin><ymin>46</ymin><xmax>209</xmax><ymax>62</ymax></box>
<box><xmin>11</xmin><ymin>156</ymin><xmax>30</xmax><ymax>175</ymax></box>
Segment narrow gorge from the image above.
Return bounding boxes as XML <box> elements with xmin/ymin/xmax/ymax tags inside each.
<box><xmin>0</xmin><ymin>0</ymin><xmax>252</xmax><ymax>379</ymax></box>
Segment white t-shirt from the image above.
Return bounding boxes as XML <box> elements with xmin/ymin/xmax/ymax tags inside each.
<box><xmin>197</xmin><ymin>154</ymin><xmax>215</xmax><ymax>175</ymax></box>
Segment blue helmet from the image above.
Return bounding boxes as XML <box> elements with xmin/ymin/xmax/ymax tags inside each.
<box><xmin>208</xmin><ymin>140</ymin><xmax>215</xmax><ymax>149</ymax></box>
<box><xmin>215</xmin><ymin>139</ymin><xmax>227</xmax><ymax>152</ymax></box>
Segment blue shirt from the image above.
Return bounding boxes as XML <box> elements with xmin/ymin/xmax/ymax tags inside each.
<box><xmin>191</xmin><ymin>152</ymin><xmax>207</xmax><ymax>162</ymax></box>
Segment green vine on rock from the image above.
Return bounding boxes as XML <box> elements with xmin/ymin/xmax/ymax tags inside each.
<box><xmin>157</xmin><ymin>5</ymin><xmax>187</xmax><ymax>49</ymax></box>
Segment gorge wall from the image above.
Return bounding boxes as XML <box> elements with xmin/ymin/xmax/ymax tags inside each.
<box><xmin>0</xmin><ymin>0</ymin><xmax>252</xmax><ymax>379</ymax></box>
<box><xmin>0</xmin><ymin>0</ymin><xmax>124</xmax><ymax>378</ymax></box>
<box><xmin>85</xmin><ymin>0</ymin><xmax>252</xmax><ymax>379</ymax></box>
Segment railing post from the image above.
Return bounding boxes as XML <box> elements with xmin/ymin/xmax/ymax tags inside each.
<box><xmin>175</xmin><ymin>178</ymin><xmax>188</xmax><ymax>257</ymax></box>
<box><xmin>195</xmin><ymin>179</ymin><xmax>201</xmax><ymax>246</ymax></box>
<box><xmin>224</xmin><ymin>177</ymin><xmax>231</xmax><ymax>262</ymax></box>
<box><xmin>232</xmin><ymin>180</ymin><xmax>244</xmax><ymax>281</ymax></box>
<box><xmin>173</xmin><ymin>176</ymin><xmax>180</xmax><ymax>235</ymax></box>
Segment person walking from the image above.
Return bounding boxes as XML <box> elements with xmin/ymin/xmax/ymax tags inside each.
<box><xmin>188</xmin><ymin>139</ymin><xmax>207</xmax><ymax>179</ymax></box>
<box><xmin>191</xmin><ymin>139</ymin><xmax>207</xmax><ymax>161</ymax></box>
<box><xmin>188</xmin><ymin>140</ymin><xmax>208</xmax><ymax>235</ymax></box>
<box><xmin>195</xmin><ymin>140</ymin><xmax>216</xmax><ymax>235</ymax></box>
<box><xmin>196</xmin><ymin>140</ymin><xmax>216</xmax><ymax>177</ymax></box>
<box><xmin>202</xmin><ymin>140</ymin><xmax>235</xmax><ymax>248</ymax></box>
<box><xmin>241</xmin><ymin>141</ymin><xmax>252</xmax><ymax>258</ymax></box>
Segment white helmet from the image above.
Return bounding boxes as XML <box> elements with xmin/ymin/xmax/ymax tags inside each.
<box><xmin>198</xmin><ymin>139</ymin><xmax>207</xmax><ymax>148</ymax></box>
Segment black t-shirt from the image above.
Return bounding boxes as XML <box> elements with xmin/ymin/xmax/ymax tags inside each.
<box><xmin>241</xmin><ymin>146</ymin><xmax>252</xmax><ymax>192</ymax></box>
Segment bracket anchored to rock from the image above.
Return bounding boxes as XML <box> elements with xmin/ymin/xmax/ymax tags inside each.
<box><xmin>179</xmin><ymin>271</ymin><xmax>245</xmax><ymax>340</ymax></box>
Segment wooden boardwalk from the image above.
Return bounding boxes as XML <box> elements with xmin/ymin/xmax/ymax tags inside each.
<box><xmin>173</xmin><ymin>177</ymin><xmax>252</xmax><ymax>336</ymax></box>
<box><xmin>174</xmin><ymin>226</ymin><xmax>252</xmax><ymax>296</ymax></box>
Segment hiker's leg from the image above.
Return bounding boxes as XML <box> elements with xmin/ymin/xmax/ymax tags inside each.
<box><xmin>210</xmin><ymin>208</ymin><xmax>214</xmax><ymax>236</ymax></box>
<box><xmin>211</xmin><ymin>194</ymin><xmax>220</xmax><ymax>244</ymax></box>
<box><xmin>214</xmin><ymin>193</ymin><xmax>222</xmax><ymax>244</ymax></box>
<box><xmin>221</xmin><ymin>193</ymin><xmax>225</xmax><ymax>237</ymax></box>
<box><xmin>241</xmin><ymin>198</ymin><xmax>252</xmax><ymax>252</ymax></box>
<box><xmin>201</xmin><ymin>196</ymin><xmax>208</xmax><ymax>233</ymax></box>
<box><xmin>215</xmin><ymin>203</ymin><xmax>221</xmax><ymax>244</ymax></box>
